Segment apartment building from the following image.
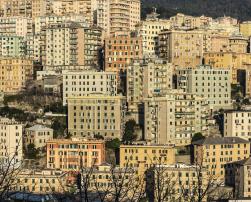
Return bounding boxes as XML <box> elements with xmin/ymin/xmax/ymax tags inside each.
<box><xmin>51</xmin><ymin>0</ymin><xmax>96</xmax><ymax>24</ymax></box>
<box><xmin>46</xmin><ymin>138</ymin><xmax>105</xmax><ymax>170</ymax></box>
<box><xmin>104</xmin><ymin>32</ymin><xmax>143</xmax><ymax>74</ymax></box>
<box><xmin>0</xmin><ymin>17</ymin><xmax>32</xmax><ymax>37</ymax></box>
<box><xmin>0</xmin><ymin>0</ymin><xmax>32</xmax><ymax>18</ymax></box>
<box><xmin>0</xmin><ymin>117</ymin><xmax>23</xmax><ymax>164</ymax></box>
<box><xmin>146</xmin><ymin>164</ymin><xmax>208</xmax><ymax>202</ymax></box>
<box><xmin>97</xmin><ymin>0</ymin><xmax>140</xmax><ymax>36</ymax></box>
<box><xmin>176</xmin><ymin>65</ymin><xmax>232</xmax><ymax>110</ymax></box>
<box><xmin>0</xmin><ymin>57</ymin><xmax>33</xmax><ymax>94</ymax></box>
<box><xmin>193</xmin><ymin>137</ymin><xmax>250</xmax><ymax>181</ymax></box>
<box><xmin>224</xmin><ymin>110</ymin><xmax>251</xmax><ymax>141</ymax></box>
<box><xmin>0</xmin><ymin>35</ymin><xmax>26</xmax><ymax>57</ymax></box>
<box><xmin>144</xmin><ymin>90</ymin><xmax>209</xmax><ymax>146</ymax></box>
<box><xmin>31</xmin><ymin>0</ymin><xmax>50</xmax><ymax>20</ymax></box>
<box><xmin>120</xmin><ymin>144</ymin><xmax>176</xmax><ymax>174</ymax></box>
<box><xmin>68</xmin><ymin>95</ymin><xmax>126</xmax><ymax>139</ymax></box>
<box><xmin>158</xmin><ymin>29</ymin><xmax>204</xmax><ymax>68</ymax></box>
<box><xmin>24</xmin><ymin>125</ymin><xmax>53</xmax><ymax>149</ymax></box>
<box><xmin>127</xmin><ymin>59</ymin><xmax>173</xmax><ymax>111</ymax></box>
<box><xmin>13</xmin><ymin>169</ymin><xmax>69</xmax><ymax>193</ymax></box>
<box><xmin>203</xmin><ymin>52</ymin><xmax>251</xmax><ymax>83</ymax></box>
<box><xmin>135</xmin><ymin>11</ymin><xmax>170</xmax><ymax>57</ymax></box>
<box><xmin>237</xmin><ymin>69</ymin><xmax>251</xmax><ymax>97</ymax></box>
<box><xmin>45</xmin><ymin>22</ymin><xmax>102</xmax><ymax>70</ymax></box>
<box><xmin>63</xmin><ymin>70</ymin><xmax>117</xmax><ymax>105</ymax></box>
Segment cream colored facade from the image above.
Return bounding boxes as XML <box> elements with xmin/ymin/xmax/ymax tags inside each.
<box><xmin>240</xmin><ymin>21</ymin><xmax>251</xmax><ymax>37</ymax></box>
<box><xmin>176</xmin><ymin>65</ymin><xmax>232</xmax><ymax>110</ymax></box>
<box><xmin>0</xmin><ymin>117</ymin><xmax>23</xmax><ymax>164</ymax></box>
<box><xmin>203</xmin><ymin>52</ymin><xmax>251</xmax><ymax>83</ymax></box>
<box><xmin>147</xmin><ymin>164</ymin><xmax>208</xmax><ymax>202</ymax></box>
<box><xmin>0</xmin><ymin>0</ymin><xmax>32</xmax><ymax>18</ymax></box>
<box><xmin>51</xmin><ymin>0</ymin><xmax>96</xmax><ymax>24</ymax></box>
<box><xmin>63</xmin><ymin>70</ymin><xmax>117</xmax><ymax>105</ymax></box>
<box><xmin>120</xmin><ymin>144</ymin><xmax>175</xmax><ymax>174</ymax></box>
<box><xmin>45</xmin><ymin>22</ymin><xmax>101</xmax><ymax>70</ymax></box>
<box><xmin>13</xmin><ymin>169</ymin><xmax>68</xmax><ymax>193</ymax></box>
<box><xmin>68</xmin><ymin>95</ymin><xmax>126</xmax><ymax>139</ymax></box>
<box><xmin>135</xmin><ymin>11</ymin><xmax>170</xmax><ymax>56</ymax></box>
<box><xmin>158</xmin><ymin>29</ymin><xmax>204</xmax><ymax>67</ymax></box>
<box><xmin>47</xmin><ymin>138</ymin><xmax>105</xmax><ymax>170</ymax></box>
<box><xmin>97</xmin><ymin>0</ymin><xmax>140</xmax><ymax>36</ymax></box>
<box><xmin>127</xmin><ymin>59</ymin><xmax>173</xmax><ymax>111</ymax></box>
<box><xmin>224</xmin><ymin>110</ymin><xmax>251</xmax><ymax>141</ymax></box>
<box><xmin>193</xmin><ymin>137</ymin><xmax>250</xmax><ymax>181</ymax></box>
<box><xmin>24</xmin><ymin>125</ymin><xmax>53</xmax><ymax>149</ymax></box>
<box><xmin>144</xmin><ymin>90</ymin><xmax>209</xmax><ymax>146</ymax></box>
<box><xmin>0</xmin><ymin>57</ymin><xmax>33</xmax><ymax>94</ymax></box>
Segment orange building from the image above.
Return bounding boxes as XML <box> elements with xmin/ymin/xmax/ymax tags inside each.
<box><xmin>46</xmin><ymin>138</ymin><xmax>105</xmax><ymax>171</ymax></box>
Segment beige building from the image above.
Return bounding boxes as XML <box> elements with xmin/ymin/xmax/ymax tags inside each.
<box><xmin>224</xmin><ymin>110</ymin><xmax>251</xmax><ymax>141</ymax></box>
<box><xmin>97</xmin><ymin>0</ymin><xmax>140</xmax><ymax>36</ymax></box>
<box><xmin>0</xmin><ymin>0</ymin><xmax>32</xmax><ymax>18</ymax></box>
<box><xmin>45</xmin><ymin>22</ymin><xmax>102</xmax><ymax>70</ymax></box>
<box><xmin>0</xmin><ymin>117</ymin><xmax>23</xmax><ymax>165</ymax></box>
<box><xmin>144</xmin><ymin>90</ymin><xmax>209</xmax><ymax>146</ymax></box>
<box><xmin>240</xmin><ymin>21</ymin><xmax>251</xmax><ymax>37</ymax></box>
<box><xmin>120</xmin><ymin>144</ymin><xmax>176</xmax><ymax>175</ymax></box>
<box><xmin>13</xmin><ymin>169</ymin><xmax>69</xmax><ymax>193</ymax></box>
<box><xmin>0</xmin><ymin>57</ymin><xmax>33</xmax><ymax>94</ymax></box>
<box><xmin>204</xmin><ymin>52</ymin><xmax>251</xmax><ymax>83</ymax></box>
<box><xmin>24</xmin><ymin>125</ymin><xmax>53</xmax><ymax>149</ymax></box>
<box><xmin>135</xmin><ymin>11</ymin><xmax>170</xmax><ymax>56</ymax></box>
<box><xmin>193</xmin><ymin>137</ymin><xmax>250</xmax><ymax>182</ymax></box>
<box><xmin>158</xmin><ymin>29</ymin><xmax>204</xmax><ymax>68</ymax></box>
<box><xmin>47</xmin><ymin>138</ymin><xmax>105</xmax><ymax>171</ymax></box>
<box><xmin>146</xmin><ymin>164</ymin><xmax>208</xmax><ymax>202</ymax></box>
<box><xmin>63</xmin><ymin>70</ymin><xmax>117</xmax><ymax>105</ymax></box>
<box><xmin>176</xmin><ymin>65</ymin><xmax>232</xmax><ymax>110</ymax></box>
<box><xmin>68</xmin><ymin>95</ymin><xmax>126</xmax><ymax>139</ymax></box>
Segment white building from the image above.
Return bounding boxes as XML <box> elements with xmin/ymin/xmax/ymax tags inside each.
<box><xmin>0</xmin><ymin>117</ymin><xmax>23</xmax><ymax>164</ymax></box>
<box><xmin>24</xmin><ymin>125</ymin><xmax>53</xmax><ymax>149</ymax></box>
<box><xmin>176</xmin><ymin>65</ymin><xmax>232</xmax><ymax>110</ymax></box>
<box><xmin>224</xmin><ymin>110</ymin><xmax>251</xmax><ymax>141</ymax></box>
<box><xmin>63</xmin><ymin>70</ymin><xmax>117</xmax><ymax>105</ymax></box>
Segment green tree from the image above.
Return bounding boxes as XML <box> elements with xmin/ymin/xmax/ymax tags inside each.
<box><xmin>105</xmin><ymin>138</ymin><xmax>121</xmax><ymax>150</ymax></box>
<box><xmin>25</xmin><ymin>144</ymin><xmax>39</xmax><ymax>159</ymax></box>
<box><xmin>122</xmin><ymin>120</ymin><xmax>137</xmax><ymax>143</ymax></box>
<box><xmin>192</xmin><ymin>132</ymin><xmax>205</xmax><ymax>142</ymax></box>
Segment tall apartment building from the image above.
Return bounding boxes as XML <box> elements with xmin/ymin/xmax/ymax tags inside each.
<box><xmin>104</xmin><ymin>33</ymin><xmax>143</xmax><ymax>73</ymax></box>
<box><xmin>135</xmin><ymin>11</ymin><xmax>170</xmax><ymax>56</ymax></box>
<box><xmin>224</xmin><ymin>110</ymin><xmax>251</xmax><ymax>141</ymax></box>
<box><xmin>193</xmin><ymin>137</ymin><xmax>250</xmax><ymax>181</ymax></box>
<box><xmin>24</xmin><ymin>125</ymin><xmax>53</xmax><ymax>149</ymax></box>
<box><xmin>13</xmin><ymin>169</ymin><xmax>68</xmax><ymax>193</ymax></box>
<box><xmin>51</xmin><ymin>0</ymin><xmax>96</xmax><ymax>24</ymax></box>
<box><xmin>144</xmin><ymin>90</ymin><xmax>209</xmax><ymax>146</ymax></box>
<box><xmin>0</xmin><ymin>117</ymin><xmax>23</xmax><ymax>164</ymax></box>
<box><xmin>127</xmin><ymin>59</ymin><xmax>173</xmax><ymax>111</ymax></box>
<box><xmin>0</xmin><ymin>17</ymin><xmax>32</xmax><ymax>37</ymax></box>
<box><xmin>158</xmin><ymin>29</ymin><xmax>204</xmax><ymax>68</ymax></box>
<box><xmin>203</xmin><ymin>52</ymin><xmax>251</xmax><ymax>83</ymax></box>
<box><xmin>0</xmin><ymin>0</ymin><xmax>32</xmax><ymax>18</ymax></box>
<box><xmin>0</xmin><ymin>35</ymin><xmax>26</xmax><ymax>57</ymax></box>
<box><xmin>97</xmin><ymin>0</ymin><xmax>140</xmax><ymax>36</ymax></box>
<box><xmin>63</xmin><ymin>70</ymin><xmax>117</xmax><ymax>105</ymax></box>
<box><xmin>176</xmin><ymin>65</ymin><xmax>232</xmax><ymax>110</ymax></box>
<box><xmin>31</xmin><ymin>0</ymin><xmax>50</xmax><ymax>20</ymax></box>
<box><xmin>68</xmin><ymin>95</ymin><xmax>126</xmax><ymax>139</ymax></box>
<box><xmin>47</xmin><ymin>138</ymin><xmax>105</xmax><ymax>170</ymax></box>
<box><xmin>146</xmin><ymin>164</ymin><xmax>208</xmax><ymax>202</ymax></box>
<box><xmin>0</xmin><ymin>57</ymin><xmax>33</xmax><ymax>94</ymax></box>
<box><xmin>120</xmin><ymin>144</ymin><xmax>176</xmax><ymax>174</ymax></box>
<box><xmin>45</xmin><ymin>22</ymin><xmax>102</xmax><ymax>70</ymax></box>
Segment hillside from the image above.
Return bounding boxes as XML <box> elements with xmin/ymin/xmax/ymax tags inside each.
<box><xmin>141</xmin><ymin>0</ymin><xmax>251</xmax><ymax>21</ymax></box>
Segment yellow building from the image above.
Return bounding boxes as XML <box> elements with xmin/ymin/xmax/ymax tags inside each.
<box><xmin>193</xmin><ymin>137</ymin><xmax>250</xmax><ymax>182</ymax></box>
<box><xmin>119</xmin><ymin>144</ymin><xmax>176</xmax><ymax>174</ymax></box>
<box><xmin>13</xmin><ymin>169</ymin><xmax>70</xmax><ymax>193</ymax></box>
<box><xmin>204</xmin><ymin>52</ymin><xmax>251</xmax><ymax>83</ymax></box>
<box><xmin>240</xmin><ymin>21</ymin><xmax>251</xmax><ymax>37</ymax></box>
<box><xmin>0</xmin><ymin>57</ymin><xmax>33</xmax><ymax>94</ymax></box>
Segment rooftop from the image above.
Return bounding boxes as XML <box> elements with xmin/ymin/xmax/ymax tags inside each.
<box><xmin>193</xmin><ymin>136</ymin><xmax>249</xmax><ymax>145</ymax></box>
<box><xmin>27</xmin><ymin>124</ymin><xmax>53</xmax><ymax>131</ymax></box>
